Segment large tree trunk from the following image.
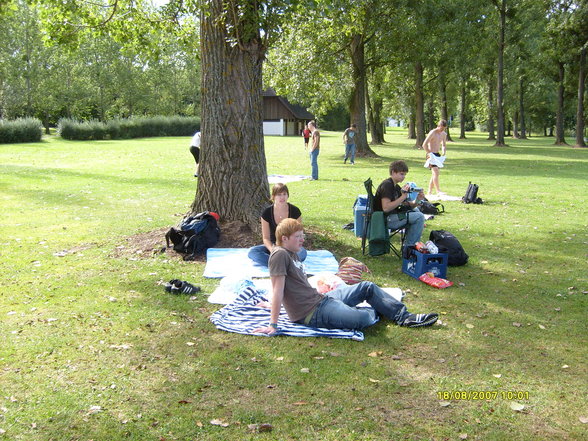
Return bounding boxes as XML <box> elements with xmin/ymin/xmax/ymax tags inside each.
<box><xmin>512</xmin><ymin>110</ymin><xmax>519</xmax><ymax>138</ymax></box>
<box><xmin>495</xmin><ymin>0</ymin><xmax>507</xmax><ymax>146</ymax></box>
<box><xmin>459</xmin><ymin>80</ymin><xmax>467</xmax><ymax>139</ymax></box>
<box><xmin>519</xmin><ymin>76</ymin><xmax>527</xmax><ymax>139</ymax></box>
<box><xmin>575</xmin><ymin>47</ymin><xmax>587</xmax><ymax>147</ymax></box>
<box><xmin>555</xmin><ymin>61</ymin><xmax>567</xmax><ymax>145</ymax></box>
<box><xmin>439</xmin><ymin>70</ymin><xmax>453</xmax><ymax>141</ymax></box>
<box><xmin>349</xmin><ymin>34</ymin><xmax>376</xmax><ymax>156</ymax></box>
<box><xmin>487</xmin><ymin>78</ymin><xmax>496</xmax><ymax>140</ymax></box>
<box><xmin>414</xmin><ymin>61</ymin><xmax>425</xmax><ymax>148</ymax></box>
<box><xmin>193</xmin><ymin>0</ymin><xmax>269</xmax><ymax>229</ymax></box>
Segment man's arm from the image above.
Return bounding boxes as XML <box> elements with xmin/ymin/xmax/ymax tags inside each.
<box><xmin>422</xmin><ymin>130</ymin><xmax>433</xmax><ymax>155</ymax></box>
<box><xmin>253</xmin><ymin>275</ymin><xmax>285</xmax><ymax>335</ymax></box>
<box><xmin>380</xmin><ymin>194</ymin><xmax>407</xmax><ymax>213</ymax></box>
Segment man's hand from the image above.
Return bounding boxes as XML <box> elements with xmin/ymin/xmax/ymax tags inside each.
<box><xmin>253</xmin><ymin>326</ymin><xmax>278</xmax><ymax>335</ymax></box>
<box><xmin>417</xmin><ymin>190</ymin><xmax>425</xmax><ymax>201</ymax></box>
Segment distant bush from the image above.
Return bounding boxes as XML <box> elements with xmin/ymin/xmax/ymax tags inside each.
<box><xmin>0</xmin><ymin>118</ymin><xmax>43</xmax><ymax>144</ymax></box>
<box><xmin>58</xmin><ymin>116</ymin><xmax>200</xmax><ymax>140</ymax></box>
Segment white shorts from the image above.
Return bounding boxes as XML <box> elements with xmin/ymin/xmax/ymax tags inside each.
<box><xmin>424</xmin><ymin>154</ymin><xmax>445</xmax><ymax>168</ymax></box>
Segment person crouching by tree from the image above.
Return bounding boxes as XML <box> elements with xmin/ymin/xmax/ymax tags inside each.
<box><xmin>253</xmin><ymin>218</ymin><xmax>438</xmax><ymax>335</ymax></box>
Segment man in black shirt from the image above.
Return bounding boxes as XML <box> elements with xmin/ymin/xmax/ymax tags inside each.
<box><xmin>374</xmin><ymin>160</ymin><xmax>425</xmax><ymax>248</ymax></box>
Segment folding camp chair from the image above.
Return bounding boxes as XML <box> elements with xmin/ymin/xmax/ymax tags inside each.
<box><xmin>361</xmin><ymin>178</ymin><xmax>406</xmax><ymax>258</ymax></box>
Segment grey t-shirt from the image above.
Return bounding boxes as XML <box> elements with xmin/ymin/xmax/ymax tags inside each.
<box><xmin>268</xmin><ymin>246</ymin><xmax>323</xmax><ymax>322</ymax></box>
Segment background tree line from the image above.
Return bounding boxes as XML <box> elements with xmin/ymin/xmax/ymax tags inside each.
<box><xmin>0</xmin><ymin>0</ymin><xmax>200</xmax><ymax>133</ymax></box>
<box><xmin>1</xmin><ymin>0</ymin><xmax>587</xmax><ymax>227</ymax></box>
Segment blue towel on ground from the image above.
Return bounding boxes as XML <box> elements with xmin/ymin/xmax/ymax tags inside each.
<box><xmin>209</xmin><ymin>284</ymin><xmax>366</xmax><ymax>341</ymax></box>
<box><xmin>204</xmin><ymin>248</ymin><xmax>339</xmax><ymax>278</ymax></box>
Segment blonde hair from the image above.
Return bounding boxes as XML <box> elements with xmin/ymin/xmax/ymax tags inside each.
<box><xmin>275</xmin><ymin>218</ymin><xmax>303</xmax><ymax>246</ymax></box>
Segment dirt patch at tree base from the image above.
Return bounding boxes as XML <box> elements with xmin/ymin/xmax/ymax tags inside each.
<box><xmin>112</xmin><ymin>220</ymin><xmax>317</xmax><ymax>263</ymax></box>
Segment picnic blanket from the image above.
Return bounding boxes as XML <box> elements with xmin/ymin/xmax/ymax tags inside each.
<box><xmin>209</xmin><ymin>281</ymin><xmax>366</xmax><ymax>340</ymax></box>
<box><xmin>268</xmin><ymin>174</ymin><xmax>311</xmax><ymax>184</ymax></box>
<box><xmin>203</xmin><ymin>248</ymin><xmax>339</xmax><ymax>278</ymax></box>
<box><xmin>207</xmin><ymin>276</ymin><xmax>404</xmax><ymax>306</ymax></box>
<box><xmin>425</xmin><ymin>193</ymin><xmax>461</xmax><ymax>201</ymax></box>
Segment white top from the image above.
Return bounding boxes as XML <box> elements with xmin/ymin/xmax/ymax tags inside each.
<box><xmin>191</xmin><ymin>132</ymin><xmax>201</xmax><ymax>147</ymax></box>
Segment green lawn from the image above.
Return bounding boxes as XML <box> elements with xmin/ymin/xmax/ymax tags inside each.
<box><xmin>1</xmin><ymin>129</ymin><xmax>587</xmax><ymax>440</ymax></box>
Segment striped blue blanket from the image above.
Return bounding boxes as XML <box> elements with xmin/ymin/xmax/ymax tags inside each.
<box><xmin>209</xmin><ymin>283</ymin><xmax>366</xmax><ymax>341</ymax></box>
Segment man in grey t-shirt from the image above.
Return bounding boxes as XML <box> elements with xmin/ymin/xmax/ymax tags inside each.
<box><xmin>254</xmin><ymin>219</ymin><xmax>438</xmax><ymax>335</ymax></box>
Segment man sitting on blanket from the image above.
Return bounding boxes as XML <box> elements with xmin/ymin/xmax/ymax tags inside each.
<box><xmin>254</xmin><ymin>219</ymin><xmax>438</xmax><ymax>335</ymax></box>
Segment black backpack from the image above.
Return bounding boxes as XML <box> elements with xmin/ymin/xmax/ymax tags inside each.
<box><xmin>419</xmin><ymin>200</ymin><xmax>444</xmax><ymax>215</ymax></box>
<box><xmin>429</xmin><ymin>230</ymin><xmax>468</xmax><ymax>266</ymax></box>
<box><xmin>165</xmin><ymin>211</ymin><xmax>220</xmax><ymax>260</ymax></box>
<box><xmin>462</xmin><ymin>182</ymin><xmax>483</xmax><ymax>204</ymax></box>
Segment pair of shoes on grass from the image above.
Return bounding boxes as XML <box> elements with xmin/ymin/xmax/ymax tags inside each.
<box><xmin>164</xmin><ymin>279</ymin><xmax>200</xmax><ymax>295</ymax></box>
<box><xmin>401</xmin><ymin>313</ymin><xmax>439</xmax><ymax>328</ymax></box>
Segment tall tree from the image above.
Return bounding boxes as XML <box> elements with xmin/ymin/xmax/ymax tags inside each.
<box><xmin>576</xmin><ymin>46</ymin><xmax>587</xmax><ymax>147</ymax></box>
<box><xmin>493</xmin><ymin>0</ymin><xmax>508</xmax><ymax>146</ymax></box>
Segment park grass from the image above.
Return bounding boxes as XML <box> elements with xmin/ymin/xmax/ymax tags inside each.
<box><xmin>0</xmin><ymin>128</ymin><xmax>587</xmax><ymax>440</ymax></box>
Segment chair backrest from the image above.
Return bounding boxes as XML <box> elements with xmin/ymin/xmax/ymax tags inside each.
<box><xmin>363</xmin><ymin>178</ymin><xmax>375</xmax><ymax>215</ymax></box>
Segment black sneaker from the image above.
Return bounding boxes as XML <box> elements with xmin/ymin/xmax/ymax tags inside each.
<box><xmin>401</xmin><ymin>313</ymin><xmax>439</xmax><ymax>328</ymax></box>
<box><xmin>164</xmin><ymin>279</ymin><xmax>182</xmax><ymax>293</ymax></box>
<box><xmin>171</xmin><ymin>281</ymin><xmax>200</xmax><ymax>295</ymax></box>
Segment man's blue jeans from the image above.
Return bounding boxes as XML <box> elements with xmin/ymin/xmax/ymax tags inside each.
<box><xmin>307</xmin><ymin>281</ymin><xmax>409</xmax><ymax>330</ymax></box>
<box><xmin>248</xmin><ymin>245</ymin><xmax>307</xmax><ymax>267</ymax></box>
<box><xmin>310</xmin><ymin>149</ymin><xmax>319</xmax><ymax>180</ymax></box>
<box><xmin>344</xmin><ymin>143</ymin><xmax>356</xmax><ymax>164</ymax></box>
<box><xmin>385</xmin><ymin>208</ymin><xmax>425</xmax><ymax>247</ymax></box>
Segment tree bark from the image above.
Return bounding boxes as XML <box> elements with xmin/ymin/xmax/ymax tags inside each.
<box><xmin>373</xmin><ymin>96</ymin><xmax>385</xmax><ymax>143</ymax></box>
<box><xmin>519</xmin><ymin>76</ymin><xmax>527</xmax><ymax>139</ymax></box>
<box><xmin>414</xmin><ymin>61</ymin><xmax>425</xmax><ymax>148</ymax></box>
<box><xmin>555</xmin><ymin>61</ymin><xmax>567</xmax><ymax>145</ymax></box>
<box><xmin>193</xmin><ymin>0</ymin><xmax>269</xmax><ymax>229</ymax></box>
<box><xmin>349</xmin><ymin>34</ymin><xmax>376</xmax><ymax>156</ymax></box>
<box><xmin>367</xmin><ymin>80</ymin><xmax>385</xmax><ymax>144</ymax></box>
<box><xmin>439</xmin><ymin>71</ymin><xmax>453</xmax><ymax>141</ymax></box>
<box><xmin>495</xmin><ymin>0</ymin><xmax>507</xmax><ymax>146</ymax></box>
<box><xmin>487</xmin><ymin>78</ymin><xmax>496</xmax><ymax>140</ymax></box>
<box><xmin>575</xmin><ymin>47</ymin><xmax>587</xmax><ymax>147</ymax></box>
<box><xmin>512</xmin><ymin>110</ymin><xmax>519</xmax><ymax>138</ymax></box>
<box><xmin>408</xmin><ymin>111</ymin><xmax>416</xmax><ymax>139</ymax></box>
<box><xmin>459</xmin><ymin>80</ymin><xmax>467</xmax><ymax>139</ymax></box>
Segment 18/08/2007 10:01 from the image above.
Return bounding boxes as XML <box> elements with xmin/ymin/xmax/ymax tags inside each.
<box><xmin>437</xmin><ymin>390</ymin><xmax>530</xmax><ymax>400</ymax></box>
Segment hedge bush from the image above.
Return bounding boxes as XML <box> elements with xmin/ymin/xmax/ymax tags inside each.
<box><xmin>0</xmin><ymin>118</ymin><xmax>43</xmax><ymax>144</ymax></box>
<box><xmin>58</xmin><ymin>116</ymin><xmax>200</xmax><ymax>140</ymax></box>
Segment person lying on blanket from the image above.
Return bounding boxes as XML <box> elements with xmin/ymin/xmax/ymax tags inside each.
<box><xmin>253</xmin><ymin>219</ymin><xmax>438</xmax><ymax>335</ymax></box>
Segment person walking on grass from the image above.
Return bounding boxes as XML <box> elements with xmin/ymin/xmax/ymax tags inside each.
<box><xmin>253</xmin><ymin>218</ymin><xmax>438</xmax><ymax>335</ymax></box>
<box><xmin>343</xmin><ymin>124</ymin><xmax>357</xmax><ymax>165</ymax></box>
<box><xmin>308</xmin><ymin>121</ymin><xmax>320</xmax><ymax>180</ymax></box>
<box><xmin>423</xmin><ymin>119</ymin><xmax>448</xmax><ymax>196</ymax></box>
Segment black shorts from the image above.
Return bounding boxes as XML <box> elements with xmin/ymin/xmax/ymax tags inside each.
<box><xmin>189</xmin><ymin>145</ymin><xmax>200</xmax><ymax>163</ymax></box>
